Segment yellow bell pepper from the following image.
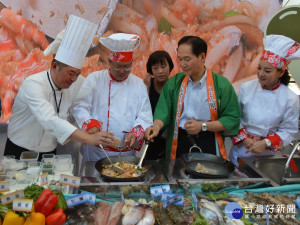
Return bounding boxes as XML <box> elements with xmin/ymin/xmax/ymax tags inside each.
<box><xmin>3</xmin><ymin>211</ymin><xmax>25</xmax><ymax>225</ymax></box>
<box><xmin>24</xmin><ymin>212</ymin><xmax>45</xmax><ymax>225</ymax></box>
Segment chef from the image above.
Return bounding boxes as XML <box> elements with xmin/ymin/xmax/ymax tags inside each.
<box><xmin>4</xmin><ymin>15</ymin><xmax>115</xmax><ymax>160</ymax></box>
<box><xmin>73</xmin><ymin>33</ymin><xmax>153</xmax><ymax>161</ymax></box>
<box><xmin>145</xmin><ymin>36</ymin><xmax>240</xmax><ymax>160</ymax></box>
<box><xmin>230</xmin><ymin>34</ymin><xmax>300</xmax><ymax>166</ymax></box>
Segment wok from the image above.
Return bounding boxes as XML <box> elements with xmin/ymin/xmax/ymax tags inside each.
<box><xmin>180</xmin><ymin>135</ymin><xmax>235</xmax><ymax>178</ymax></box>
<box><xmin>95</xmin><ymin>156</ymin><xmax>151</xmax><ymax>182</ymax></box>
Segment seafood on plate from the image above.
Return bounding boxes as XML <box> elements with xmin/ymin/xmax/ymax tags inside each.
<box><xmin>94</xmin><ymin>201</ymin><xmax>112</xmax><ymax>225</ymax></box>
<box><xmin>122</xmin><ymin>205</ymin><xmax>146</xmax><ymax>225</ymax></box>
<box><xmin>102</xmin><ymin>161</ymin><xmax>147</xmax><ymax>178</ymax></box>
<box><xmin>198</xmin><ymin>199</ymin><xmax>225</xmax><ymax>224</ymax></box>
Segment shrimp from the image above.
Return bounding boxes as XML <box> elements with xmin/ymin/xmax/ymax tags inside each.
<box><xmin>223</xmin><ymin>44</ymin><xmax>243</xmax><ymax>82</ymax></box>
<box><xmin>142</xmin><ymin>0</ymin><xmax>162</xmax><ymax>15</ymax></box>
<box><xmin>160</xmin><ymin>4</ymin><xmax>186</xmax><ymax>30</ymax></box>
<box><xmin>15</xmin><ymin>35</ymin><xmax>35</xmax><ymax>55</ymax></box>
<box><xmin>171</xmin><ymin>0</ymin><xmax>199</xmax><ymax>25</ymax></box>
<box><xmin>0</xmin><ymin>48</ymin><xmax>51</xmax><ymax>122</ymax></box>
<box><xmin>206</xmin><ymin>26</ymin><xmax>243</xmax><ymax>69</ymax></box>
<box><xmin>197</xmin><ymin>15</ymin><xmax>255</xmax><ymax>33</ymax></box>
<box><xmin>0</xmin><ymin>40</ymin><xmax>15</xmax><ymax>53</ymax></box>
<box><xmin>238</xmin><ymin>1</ymin><xmax>257</xmax><ymax>24</ymax></box>
<box><xmin>0</xmin><ymin>8</ymin><xmax>49</xmax><ymax>50</ymax></box>
<box><xmin>108</xmin><ymin>3</ymin><xmax>148</xmax><ymax>52</ymax></box>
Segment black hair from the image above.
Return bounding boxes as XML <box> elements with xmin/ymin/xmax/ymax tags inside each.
<box><xmin>279</xmin><ymin>69</ymin><xmax>290</xmax><ymax>86</ymax></box>
<box><xmin>177</xmin><ymin>36</ymin><xmax>207</xmax><ymax>56</ymax></box>
<box><xmin>146</xmin><ymin>50</ymin><xmax>174</xmax><ymax>75</ymax></box>
<box><xmin>51</xmin><ymin>59</ymin><xmax>69</xmax><ymax>71</ymax></box>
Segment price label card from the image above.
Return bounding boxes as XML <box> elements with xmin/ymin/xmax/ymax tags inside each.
<box><xmin>150</xmin><ymin>186</ymin><xmax>163</xmax><ymax>197</ymax></box>
<box><xmin>0</xmin><ymin>181</ymin><xmax>10</xmax><ymax>192</ymax></box>
<box><xmin>192</xmin><ymin>192</ymin><xmax>198</xmax><ymax>213</ymax></box>
<box><xmin>1</xmin><ymin>190</ymin><xmax>25</xmax><ymax>205</ymax></box>
<box><xmin>13</xmin><ymin>199</ymin><xmax>33</xmax><ymax>212</ymax></box>
<box><xmin>162</xmin><ymin>194</ymin><xmax>184</xmax><ymax>209</ymax></box>
<box><xmin>150</xmin><ymin>184</ymin><xmax>171</xmax><ymax>197</ymax></box>
<box><xmin>296</xmin><ymin>196</ymin><xmax>300</xmax><ymax>210</ymax></box>
<box><xmin>59</xmin><ymin>174</ymin><xmax>81</xmax><ymax>187</ymax></box>
<box><xmin>80</xmin><ymin>191</ymin><xmax>96</xmax><ymax>205</ymax></box>
<box><xmin>40</xmin><ymin>173</ymin><xmax>48</xmax><ymax>186</ymax></box>
<box><xmin>121</xmin><ymin>192</ymin><xmax>125</xmax><ymax>202</ymax></box>
<box><xmin>161</xmin><ymin>184</ymin><xmax>171</xmax><ymax>193</ymax></box>
<box><xmin>67</xmin><ymin>193</ymin><xmax>94</xmax><ymax>207</ymax></box>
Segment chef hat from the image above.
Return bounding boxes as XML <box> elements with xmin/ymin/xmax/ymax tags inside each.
<box><xmin>54</xmin><ymin>15</ymin><xmax>98</xmax><ymax>69</ymax></box>
<box><xmin>44</xmin><ymin>29</ymin><xmax>65</xmax><ymax>56</ymax></box>
<box><xmin>260</xmin><ymin>34</ymin><xmax>300</xmax><ymax>70</ymax></box>
<box><xmin>100</xmin><ymin>33</ymin><xmax>141</xmax><ymax>62</ymax></box>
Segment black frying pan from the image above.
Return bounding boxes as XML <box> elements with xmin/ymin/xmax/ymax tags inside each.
<box><xmin>185</xmin><ymin>159</ymin><xmax>231</xmax><ymax>178</ymax></box>
<box><xmin>95</xmin><ymin>156</ymin><xmax>151</xmax><ymax>182</ymax></box>
<box><xmin>182</xmin><ymin>135</ymin><xmax>235</xmax><ymax>178</ymax></box>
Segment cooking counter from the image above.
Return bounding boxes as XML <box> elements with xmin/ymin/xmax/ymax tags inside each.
<box><xmin>79</xmin><ymin>159</ymin><xmax>171</xmax><ymax>186</ymax></box>
<box><xmin>78</xmin><ymin>158</ymin><xmax>270</xmax><ymax>187</ymax></box>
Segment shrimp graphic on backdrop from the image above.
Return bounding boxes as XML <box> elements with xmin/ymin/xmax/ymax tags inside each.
<box><xmin>0</xmin><ymin>0</ymin><xmax>282</xmax><ymax>122</ymax></box>
<box><xmin>112</xmin><ymin>0</ymin><xmax>280</xmax><ymax>86</ymax></box>
<box><xmin>0</xmin><ymin>8</ymin><xmax>51</xmax><ymax>122</ymax></box>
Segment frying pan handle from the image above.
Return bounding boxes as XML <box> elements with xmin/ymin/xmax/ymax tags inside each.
<box><xmin>187</xmin><ymin>135</ymin><xmax>204</xmax><ymax>156</ymax></box>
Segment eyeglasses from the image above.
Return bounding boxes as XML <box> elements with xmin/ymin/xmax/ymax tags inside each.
<box><xmin>113</xmin><ymin>65</ymin><xmax>132</xmax><ymax>71</ymax></box>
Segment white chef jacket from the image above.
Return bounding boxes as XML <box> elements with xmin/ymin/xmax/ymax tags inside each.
<box><xmin>73</xmin><ymin>70</ymin><xmax>153</xmax><ymax>161</ymax></box>
<box><xmin>8</xmin><ymin>70</ymin><xmax>78</xmax><ymax>152</ymax></box>
<box><xmin>230</xmin><ymin>79</ymin><xmax>299</xmax><ymax>166</ymax></box>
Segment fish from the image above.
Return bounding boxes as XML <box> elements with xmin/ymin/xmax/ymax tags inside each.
<box><xmin>224</xmin><ymin>216</ymin><xmax>245</xmax><ymax>225</ymax></box>
<box><xmin>107</xmin><ymin>201</ymin><xmax>125</xmax><ymax>225</ymax></box>
<box><xmin>198</xmin><ymin>199</ymin><xmax>225</xmax><ymax>224</ymax></box>
<box><xmin>94</xmin><ymin>201</ymin><xmax>112</xmax><ymax>225</ymax></box>
<box><xmin>137</xmin><ymin>208</ymin><xmax>155</xmax><ymax>225</ymax></box>
<box><xmin>122</xmin><ymin>205</ymin><xmax>146</xmax><ymax>225</ymax></box>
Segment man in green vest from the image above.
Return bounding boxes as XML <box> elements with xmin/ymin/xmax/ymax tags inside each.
<box><xmin>145</xmin><ymin>36</ymin><xmax>240</xmax><ymax>160</ymax></box>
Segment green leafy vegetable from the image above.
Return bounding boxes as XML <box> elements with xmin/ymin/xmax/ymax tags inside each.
<box><xmin>0</xmin><ymin>203</ymin><xmax>11</xmax><ymax>220</ymax></box>
<box><xmin>206</xmin><ymin>191</ymin><xmax>228</xmax><ymax>200</ymax></box>
<box><xmin>224</xmin><ymin>10</ymin><xmax>240</xmax><ymax>17</ymax></box>
<box><xmin>24</xmin><ymin>183</ymin><xmax>45</xmax><ymax>201</ymax></box>
<box><xmin>201</xmin><ymin>183</ymin><xmax>220</xmax><ymax>192</ymax></box>
<box><xmin>192</xmin><ymin>213</ymin><xmax>210</xmax><ymax>225</ymax></box>
<box><xmin>158</xmin><ymin>17</ymin><xmax>172</xmax><ymax>33</ymax></box>
<box><xmin>240</xmin><ymin>209</ymin><xmax>254</xmax><ymax>225</ymax></box>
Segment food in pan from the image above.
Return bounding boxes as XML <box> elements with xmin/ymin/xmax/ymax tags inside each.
<box><xmin>102</xmin><ymin>162</ymin><xmax>146</xmax><ymax>178</ymax></box>
<box><xmin>195</xmin><ymin>163</ymin><xmax>208</xmax><ymax>173</ymax></box>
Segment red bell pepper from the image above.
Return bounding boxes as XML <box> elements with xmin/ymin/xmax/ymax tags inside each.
<box><xmin>46</xmin><ymin>208</ymin><xmax>66</xmax><ymax>225</ymax></box>
<box><xmin>35</xmin><ymin>189</ymin><xmax>59</xmax><ymax>216</ymax></box>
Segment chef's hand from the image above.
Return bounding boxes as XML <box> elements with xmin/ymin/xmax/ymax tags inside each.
<box><xmin>246</xmin><ymin>140</ymin><xmax>266</xmax><ymax>154</ymax></box>
<box><xmin>145</xmin><ymin>126</ymin><xmax>158</xmax><ymax>142</ymax></box>
<box><xmin>87</xmin><ymin>127</ymin><xmax>100</xmax><ymax>134</ymax></box>
<box><xmin>184</xmin><ymin>120</ymin><xmax>202</xmax><ymax>135</ymax></box>
<box><xmin>89</xmin><ymin>131</ymin><xmax>115</xmax><ymax>146</ymax></box>
<box><xmin>243</xmin><ymin>138</ymin><xmax>255</xmax><ymax>149</ymax></box>
<box><xmin>124</xmin><ymin>132</ymin><xmax>136</xmax><ymax>147</ymax></box>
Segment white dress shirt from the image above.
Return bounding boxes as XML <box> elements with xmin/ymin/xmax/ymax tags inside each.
<box><xmin>179</xmin><ymin>70</ymin><xmax>211</xmax><ymax>128</ymax></box>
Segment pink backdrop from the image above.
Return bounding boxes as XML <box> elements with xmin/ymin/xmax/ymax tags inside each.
<box><xmin>0</xmin><ymin>0</ymin><xmax>282</xmax><ymax>122</ymax></box>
